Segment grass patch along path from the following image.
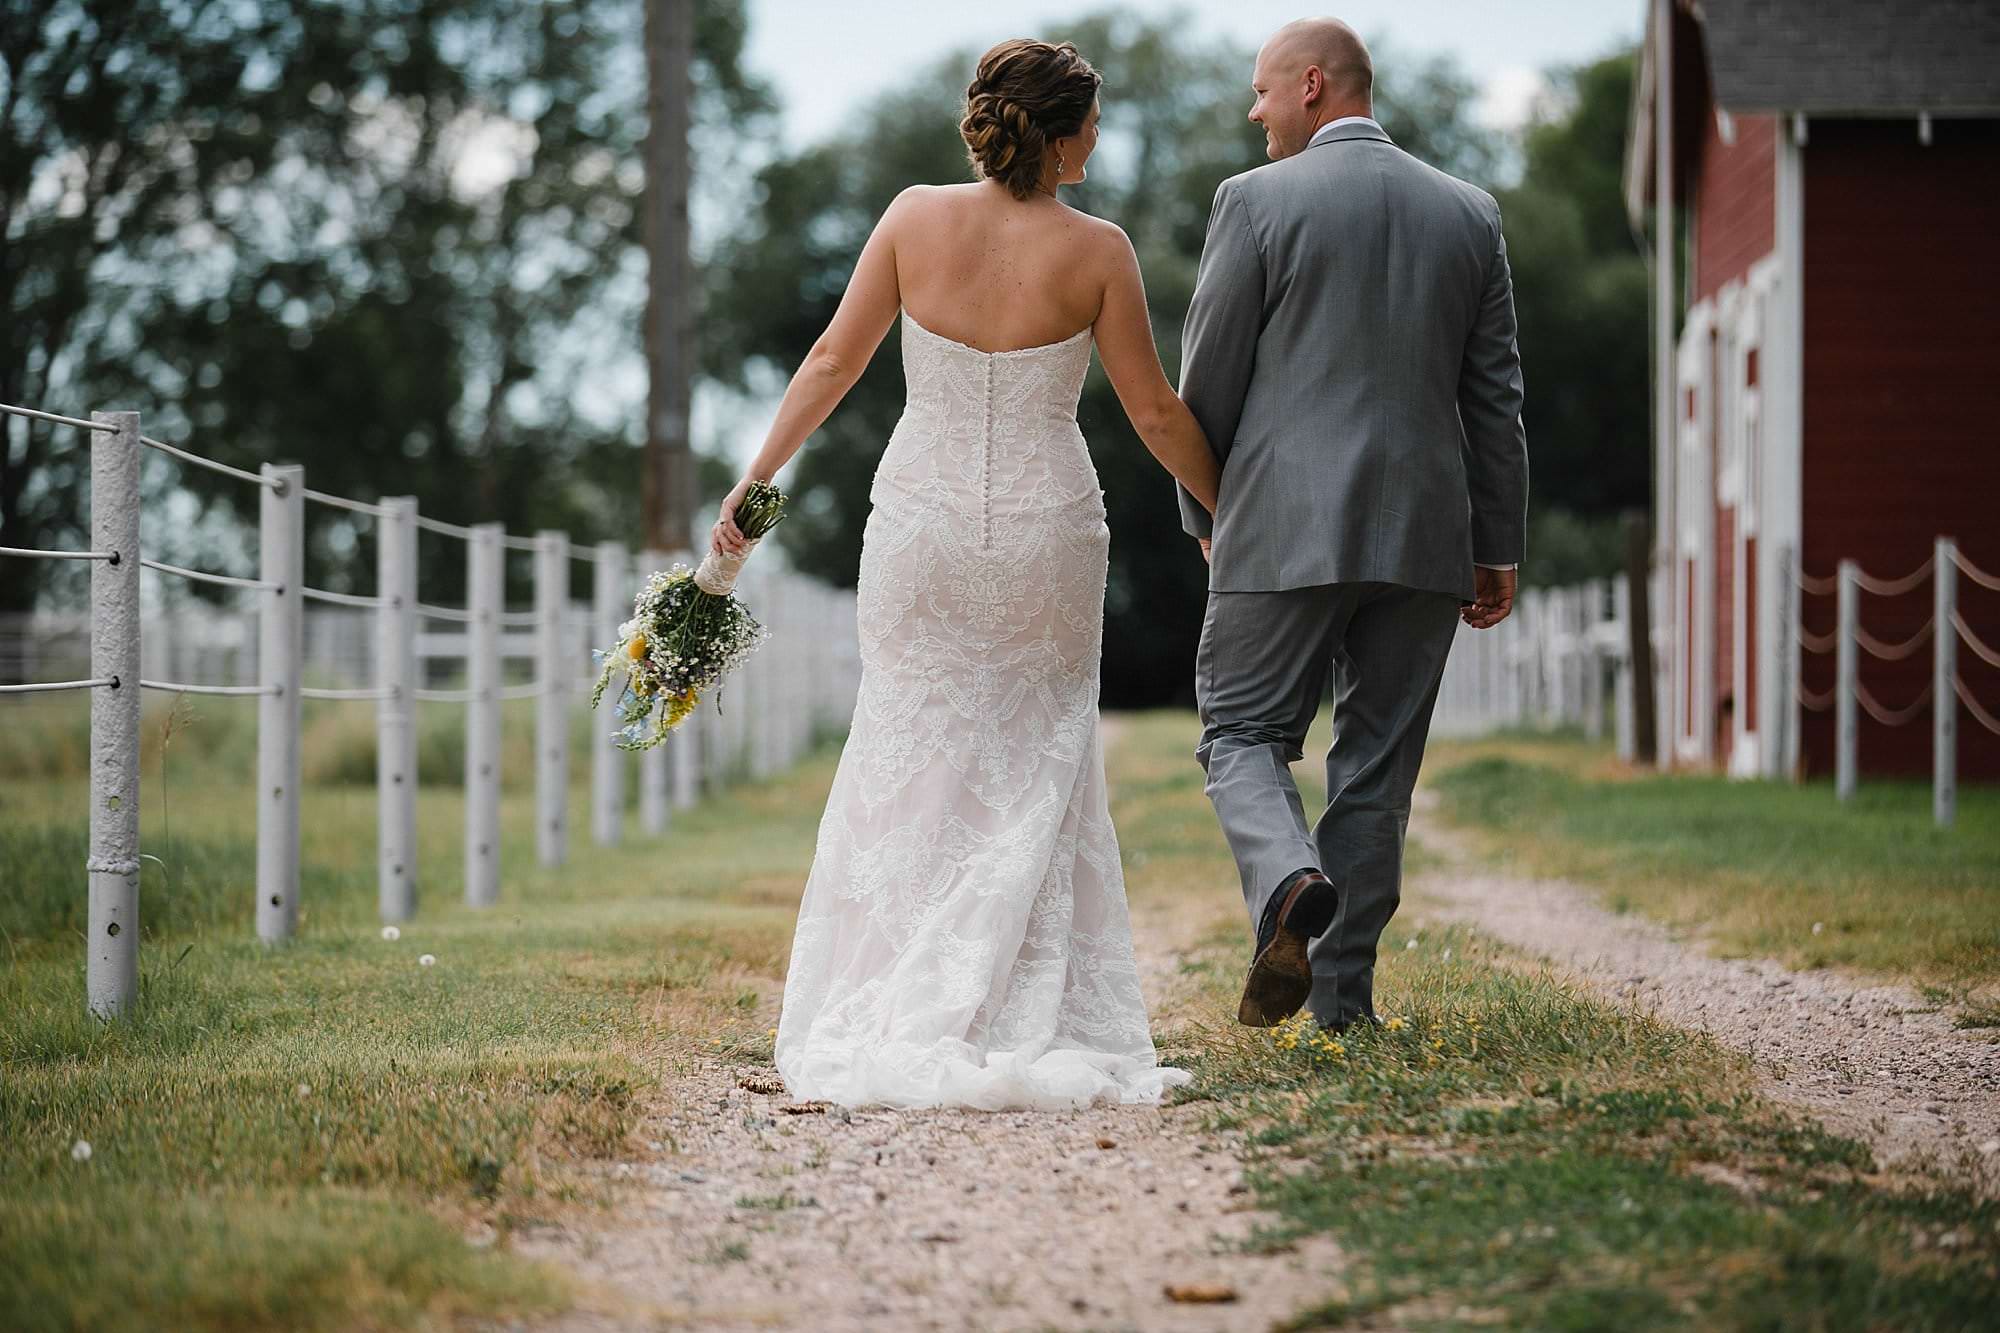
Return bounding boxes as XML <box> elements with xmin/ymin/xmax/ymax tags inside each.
<box><xmin>1412</xmin><ymin>733</ymin><xmax>2000</xmax><ymax>1181</ymax></box>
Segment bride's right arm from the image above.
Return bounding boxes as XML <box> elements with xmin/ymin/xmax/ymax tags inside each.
<box><xmin>714</xmin><ymin>191</ymin><xmax>912</xmax><ymax>554</ymax></box>
<box><xmin>1092</xmin><ymin>230</ymin><xmax>1221</xmax><ymax>517</ymax></box>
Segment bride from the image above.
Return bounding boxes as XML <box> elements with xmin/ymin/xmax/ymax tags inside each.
<box><xmin>710</xmin><ymin>38</ymin><xmax>1220</xmax><ymax>1111</ymax></box>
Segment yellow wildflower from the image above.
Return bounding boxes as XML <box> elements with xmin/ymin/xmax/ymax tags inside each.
<box><xmin>627</xmin><ymin>634</ymin><xmax>648</xmax><ymax>660</ymax></box>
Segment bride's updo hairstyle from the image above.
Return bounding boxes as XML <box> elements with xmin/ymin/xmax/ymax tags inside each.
<box><xmin>959</xmin><ymin>39</ymin><xmax>1101</xmax><ymax>200</ymax></box>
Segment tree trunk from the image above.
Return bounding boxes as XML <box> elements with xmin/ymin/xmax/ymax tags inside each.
<box><xmin>643</xmin><ymin>0</ymin><xmax>695</xmax><ymax>553</ymax></box>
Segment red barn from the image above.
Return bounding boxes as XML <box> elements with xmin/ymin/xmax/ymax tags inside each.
<box><xmin>1625</xmin><ymin>0</ymin><xmax>2000</xmax><ymax>781</ymax></box>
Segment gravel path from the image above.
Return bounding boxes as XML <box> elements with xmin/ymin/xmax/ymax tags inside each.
<box><xmin>516</xmin><ymin>895</ymin><xmax>1347</xmax><ymax>1332</ymax></box>
<box><xmin>1408</xmin><ymin>797</ymin><xmax>2000</xmax><ymax>1189</ymax></box>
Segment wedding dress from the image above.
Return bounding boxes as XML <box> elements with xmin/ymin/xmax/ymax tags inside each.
<box><xmin>773</xmin><ymin>312</ymin><xmax>1191</xmax><ymax>1111</ymax></box>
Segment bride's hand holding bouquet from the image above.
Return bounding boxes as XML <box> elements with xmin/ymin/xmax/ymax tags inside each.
<box><xmin>588</xmin><ymin>479</ymin><xmax>788</xmax><ymax>750</ymax></box>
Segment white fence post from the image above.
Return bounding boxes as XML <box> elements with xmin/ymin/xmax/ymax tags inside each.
<box><xmin>1836</xmin><ymin>558</ymin><xmax>1858</xmax><ymax>802</ymax></box>
<box><xmin>638</xmin><ymin>547</ymin><xmax>670</xmax><ymax>835</ymax></box>
<box><xmin>592</xmin><ymin>541</ymin><xmax>627</xmax><ymax>845</ymax></box>
<box><xmin>669</xmin><ymin>548</ymin><xmax>701</xmax><ymax>810</ymax></box>
<box><xmin>257</xmin><ymin>462</ymin><xmax>304</xmax><ymax>943</ymax></box>
<box><xmin>87</xmin><ymin>410</ymin><xmax>141</xmax><ymax>1017</ymax></box>
<box><xmin>1935</xmin><ymin>536</ymin><xmax>1956</xmax><ymax>828</ymax></box>
<box><xmin>376</xmin><ymin>497</ymin><xmax>419</xmax><ymax>921</ymax></box>
<box><xmin>464</xmin><ymin>523</ymin><xmax>503</xmax><ymax>906</ymax></box>
<box><xmin>535</xmin><ymin>530</ymin><xmax>570</xmax><ymax>865</ymax></box>
<box><xmin>1613</xmin><ymin>575</ymin><xmax>1635</xmax><ymax>759</ymax></box>
<box><xmin>1583</xmin><ymin>579</ymin><xmax>1607</xmax><ymax>741</ymax></box>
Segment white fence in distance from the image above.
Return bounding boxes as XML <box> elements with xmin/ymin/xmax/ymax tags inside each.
<box><xmin>1429</xmin><ymin>538</ymin><xmax>1996</xmax><ymax>829</ymax></box>
<box><xmin>0</xmin><ymin>403</ymin><xmax>858</xmax><ymax>1020</ymax></box>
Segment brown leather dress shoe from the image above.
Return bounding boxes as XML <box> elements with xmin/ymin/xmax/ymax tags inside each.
<box><xmin>1237</xmin><ymin>869</ymin><xmax>1340</xmax><ymax>1027</ymax></box>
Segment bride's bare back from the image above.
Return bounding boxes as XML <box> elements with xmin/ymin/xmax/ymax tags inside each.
<box><xmin>713</xmin><ymin>175</ymin><xmax>1220</xmax><ymax>557</ymax></box>
<box><xmin>894</xmin><ymin>183</ymin><xmax>1108</xmax><ymax>353</ymax></box>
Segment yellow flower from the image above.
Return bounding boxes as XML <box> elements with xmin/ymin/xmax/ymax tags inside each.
<box><xmin>627</xmin><ymin>634</ymin><xmax>648</xmax><ymax>660</ymax></box>
<box><xmin>1385</xmin><ymin>1017</ymin><xmax>1408</xmax><ymax>1031</ymax></box>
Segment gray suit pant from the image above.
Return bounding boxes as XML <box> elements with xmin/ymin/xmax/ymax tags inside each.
<box><xmin>1194</xmin><ymin>581</ymin><xmax>1460</xmax><ymax>1028</ymax></box>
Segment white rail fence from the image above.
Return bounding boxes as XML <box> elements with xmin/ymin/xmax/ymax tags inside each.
<box><xmin>1429</xmin><ymin>538</ymin><xmax>1996</xmax><ymax>829</ymax></box>
<box><xmin>1791</xmin><ymin>537</ymin><xmax>1998</xmax><ymax>827</ymax></box>
<box><xmin>0</xmin><ymin>402</ymin><xmax>858</xmax><ymax>1019</ymax></box>
<box><xmin>1431</xmin><ymin>578</ymin><xmax>1644</xmax><ymax>749</ymax></box>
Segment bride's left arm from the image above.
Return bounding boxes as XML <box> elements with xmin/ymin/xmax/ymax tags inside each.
<box><xmin>1092</xmin><ymin>229</ymin><xmax>1221</xmax><ymax>517</ymax></box>
<box><xmin>713</xmin><ymin>191</ymin><xmax>911</xmax><ymax>554</ymax></box>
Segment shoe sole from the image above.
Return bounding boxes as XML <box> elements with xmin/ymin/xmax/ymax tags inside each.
<box><xmin>1236</xmin><ymin>878</ymin><xmax>1339</xmax><ymax>1027</ymax></box>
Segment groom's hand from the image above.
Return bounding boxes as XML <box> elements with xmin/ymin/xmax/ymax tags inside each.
<box><xmin>1462</xmin><ymin>566</ymin><xmax>1516</xmax><ymax>629</ymax></box>
<box><xmin>1197</xmin><ymin>537</ymin><xmax>1212</xmax><ymax>565</ymax></box>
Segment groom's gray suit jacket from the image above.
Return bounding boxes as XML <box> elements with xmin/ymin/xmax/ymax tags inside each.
<box><xmin>1175</xmin><ymin>120</ymin><xmax>1528</xmax><ymax>599</ymax></box>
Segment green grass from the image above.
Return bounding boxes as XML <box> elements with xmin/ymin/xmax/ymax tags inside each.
<box><xmin>8</xmin><ymin>698</ymin><xmax>1997</xmax><ymax>1332</ymax></box>
<box><xmin>1112</xmin><ymin>712</ymin><xmax>2000</xmax><ymax>1332</ymax></box>
<box><xmin>1420</xmin><ymin>733</ymin><xmax>2000</xmax><ymax>996</ymax></box>
<box><xmin>0</xmin><ymin>691</ymin><xmax>821</xmax><ymax>1333</ymax></box>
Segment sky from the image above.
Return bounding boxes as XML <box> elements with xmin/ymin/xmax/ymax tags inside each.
<box><xmin>741</xmin><ymin>1</ymin><xmax>1646</xmax><ymax>142</ymax></box>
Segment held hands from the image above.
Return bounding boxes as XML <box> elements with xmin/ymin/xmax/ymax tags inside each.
<box><xmin>712</xmin><ymin>477</ymin><xmax>754</xmax><ymax>557</ymax></box>
<box><xmin>1462</xmin><ymin>566</ymin><xmax>1517</xmax><ymax>629</ymax></box>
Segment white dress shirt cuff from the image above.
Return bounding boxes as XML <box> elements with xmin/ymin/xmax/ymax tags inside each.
<box><xmin>1475</xmin><ymin>563</ymin><xmax>1518</xmax><ymax>571</ymax></box>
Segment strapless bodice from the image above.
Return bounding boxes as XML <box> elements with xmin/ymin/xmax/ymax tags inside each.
<box><xmin>871</xmin><ymin>313</ymin><xmax>1102</xmax><ymax>537</ymax></box>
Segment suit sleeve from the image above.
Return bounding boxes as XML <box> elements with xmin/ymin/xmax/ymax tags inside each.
<box><xmin>1459</xmin><ymin>205</ymin><xmax>1529</xmax><ymax>567</ymax></box>
<box><xmin>1175</xmin><ymin>180</ymin><xmax>1265</xmax><ymax>540</ymax></box>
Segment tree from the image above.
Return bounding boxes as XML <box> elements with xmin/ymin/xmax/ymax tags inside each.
<box><xmin>0</xmin><ymin>0</ymin><xmax>769</xmax><ymax>625</ymax></box>
<box><xmin>1497</xmin><ymin>52</ymin><xmax>1651</xmax><ymax>583</ymax></box>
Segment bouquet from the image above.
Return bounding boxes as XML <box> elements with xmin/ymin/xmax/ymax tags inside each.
<box><xmin>589</xmin><ymin>481</ymin><xmax>788</xmax><ymax>750</ymax></box>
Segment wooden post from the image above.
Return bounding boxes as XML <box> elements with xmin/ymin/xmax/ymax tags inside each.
<box><xmin>642</xmin><ymin>0</ymin><xmax>696</xmax><ymax>553</ymax></box>
<box><xmin>464</xmin><ymin>523</ymin><xmax>503</xmax><ymax>906</ymax></box>
<box><xmin>535</xmin><ymin>530</ymin><xmax>570</xmax><ymax>864</ymax></box>
<box><xmin>1624</xmin><ymin>512</ymin><xmax>1658</xmax><ymax>765</ymax></box>
<box><xmin>1935</xmin><ymin>536</ymin><xmax>1956</xmax><ymax>828</ymax></box>
<box><xmin>592</xmin><ymin>541</ymin><xmax>627</xmax><ymax>845</ymax></box>
<box><xmin>87</xmin><ymin>411</ymin><xmax>141</xmax><ymax>1016</ymax></box>
<box><xmin>257</xmin><ymin>462</ymin><xmax>304</xmax><ymax>943</ymax></box>
<box><xmin>376</xmin><ymin>497</ymin><xmax>418</xmax><ymax>921</ymax></box>
<box><xmin>1836</xmin><ymin>558</ymin><xmax>1858</xmax><ymax>801</ymax></box>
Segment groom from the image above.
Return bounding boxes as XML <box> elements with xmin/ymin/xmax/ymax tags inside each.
<box><xmin>1176</xmin><ymin>18</ymin><xmax>1528</xmax><ymax>1031</ymax></box>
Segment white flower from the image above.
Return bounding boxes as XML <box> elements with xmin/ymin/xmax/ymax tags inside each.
<box><xmin>381</xmin><ymin>925</ymin><xmax>401</xmax><ymax>941</ymax></box>
<box><xmin>1811</xmin><ymin>921</ymin><xmax>1824</xmax><ymax>935</ymax></box>
<box><xmin>296</xmin><ymin>1082</ymin><xmax>312</xmax><ymax>1099</ymax></box>
<box><xmin>419</xmin><ymin>953</ymin><xmax>437</xmax><ymax>967</ymax></box>
<box><xmin>70</xmin><ymin>1139</ymin><xmax>92</xmax><ymax>1162</ymax></box>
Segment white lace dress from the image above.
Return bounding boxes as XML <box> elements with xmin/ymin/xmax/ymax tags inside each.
<box><xmin>773</xmin><ymin>313</ymin><xmax>1191</xmax><ymax>1111</ymax></box>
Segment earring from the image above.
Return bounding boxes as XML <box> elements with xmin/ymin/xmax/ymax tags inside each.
<box><xmin>1056</xmin><ymin>150</ymin><xmax>1067</xmax><ymax>176</ymax></box>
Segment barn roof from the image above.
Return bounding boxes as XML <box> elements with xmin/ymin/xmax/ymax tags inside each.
<box><xmin>1702</xmin><ymin>0</ymin><xmax>2000</xmax><ymax>115</ymax></box>
<box><xmin>1624</xmin><ymin>0</ymin><xmax>2000</xmax><ymax>223</ymax></box>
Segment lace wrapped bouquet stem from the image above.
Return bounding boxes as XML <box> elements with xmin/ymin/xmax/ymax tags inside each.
<box><xmin>589</xmin><ymin>482</ymin><xmax>788</xmax><ymax>750</ymax></box>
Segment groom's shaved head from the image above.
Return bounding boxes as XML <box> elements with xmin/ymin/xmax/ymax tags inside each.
<box><xmin>1262</xmin><ymin>17</ymin><xmax>1373</xmax><ymax>104</ymax></box>
<box><xmin>1249</xmin><ymin>17</ymin><xmax>1374</xmax><ymax>159</ymax></box>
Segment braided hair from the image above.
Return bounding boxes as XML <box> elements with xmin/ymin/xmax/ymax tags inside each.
<box><xmin>959</xmin><ymin>39</ymin><xmax>1101</xmax><ymax>200</ymax></box>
